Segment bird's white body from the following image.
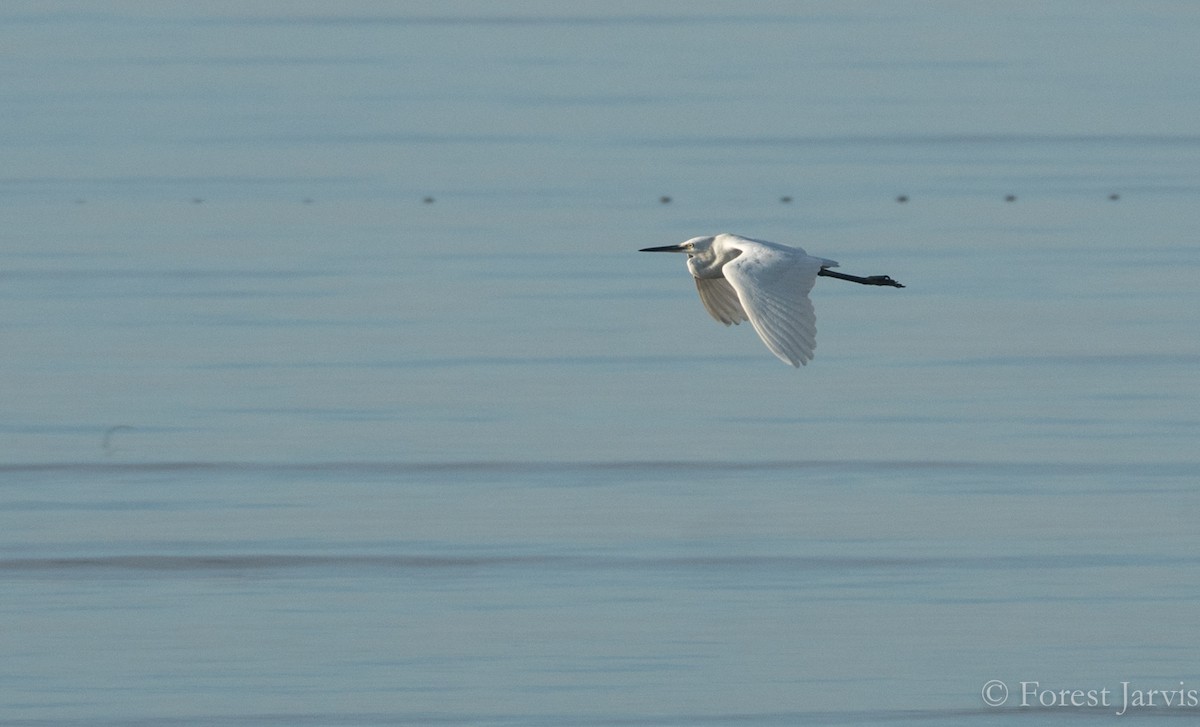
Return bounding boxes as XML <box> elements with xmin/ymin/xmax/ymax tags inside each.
<box><xmin>643</xmin><ymin>233</ymin><xmax>839</xmax><ymax>367</ymax></box>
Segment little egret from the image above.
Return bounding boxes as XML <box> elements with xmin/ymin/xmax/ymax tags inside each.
<box><xmin>640</xmin><ymin>233</ymin><xmax>903</xmax><ymax>367</ymax></box>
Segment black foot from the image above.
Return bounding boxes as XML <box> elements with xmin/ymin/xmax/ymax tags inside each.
<box><xmin>865</xmin><ymin>275</ymin><xmax>905</xmax><ymax>288</ymax></box>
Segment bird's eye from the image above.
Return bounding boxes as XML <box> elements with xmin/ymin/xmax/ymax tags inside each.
<box><xmin>686</xmin><ymin>243</ymin><xmax>694</xmax><ymax>250</ymax></box>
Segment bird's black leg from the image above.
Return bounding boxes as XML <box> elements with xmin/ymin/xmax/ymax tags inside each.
<box><xmin>818</xmin><ymin>267</ymin><xmax>904</xmax><ymax>288</ymax></box>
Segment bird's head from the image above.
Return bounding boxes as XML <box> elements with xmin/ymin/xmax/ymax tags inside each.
<box><xmin>639</xmin><ymin>236</ymin><xmax>715</xmax><ymax>258</ymax></box>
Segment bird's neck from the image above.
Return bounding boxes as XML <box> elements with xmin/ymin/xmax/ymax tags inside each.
<box><xmin>686</xmin><ymin>255</ymin><xmax>724</xmax><ymax>279</ymax></box>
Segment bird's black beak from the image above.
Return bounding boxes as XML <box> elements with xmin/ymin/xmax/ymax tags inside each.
<box><xmin>639</xmin><ymin>245</ymin><xmax>686</xmax><ymax>253</ymax></box>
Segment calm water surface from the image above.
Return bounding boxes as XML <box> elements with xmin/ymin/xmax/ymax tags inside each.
<box><xmin>3</xmin><ymin>3</ymin><xmax>1199</xmax><ymax>725</ymax></box>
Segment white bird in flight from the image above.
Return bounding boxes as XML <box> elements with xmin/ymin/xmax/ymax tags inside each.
<box><xmin>640</xmin><ymin>233</ymin><xmax>903</xmax><ymax>367</ymax></box>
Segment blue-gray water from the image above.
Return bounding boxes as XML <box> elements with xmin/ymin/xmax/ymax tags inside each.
<box><xmin>3</xmin><ymin>3</ymin><xmax>1199</xmax><ymax>725</ymax></box>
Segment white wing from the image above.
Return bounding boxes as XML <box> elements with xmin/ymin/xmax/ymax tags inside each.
<box><xmin>694</xmin><ymin>276</ymin><xmax>748</xmax><ymax>325</ymax></box>
<box><xmin>721</xmin><ymin>243</ymin><xmax>822</xmax><ymax>367</ymax></box>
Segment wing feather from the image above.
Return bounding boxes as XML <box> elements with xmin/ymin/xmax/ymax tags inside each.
<box><xmin>694</xmin><ymin>277</ymin><xmax>748</xmax><ymax>325</ymax></box>
<box><xmin>721</xmin><ymin>244</ymin><xmax>822</xmax><ymax>366</ymax></box>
